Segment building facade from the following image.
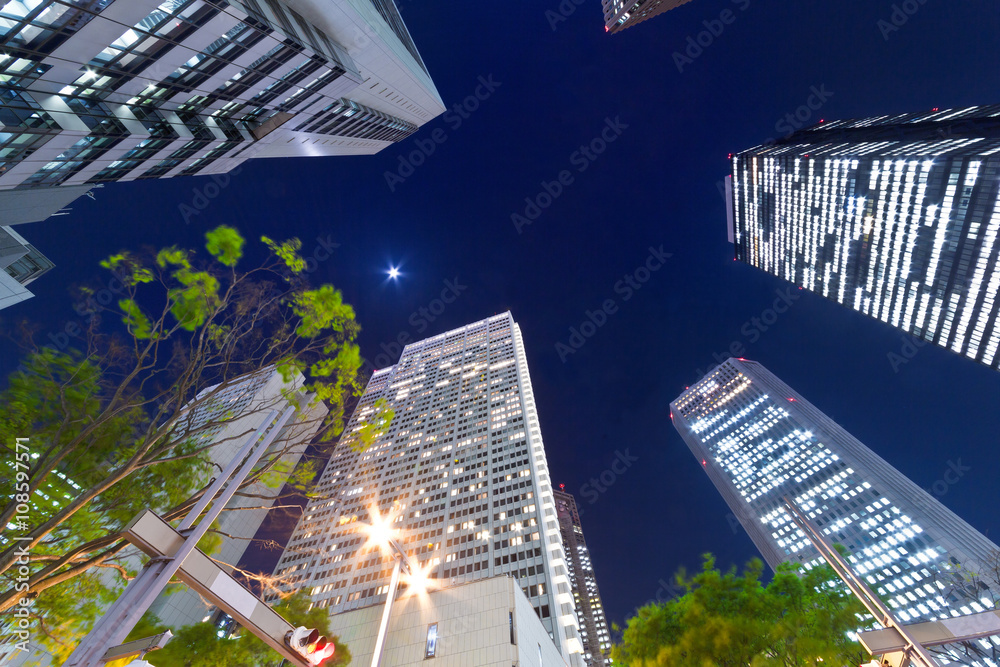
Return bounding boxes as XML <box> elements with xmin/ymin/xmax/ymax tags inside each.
<box><xmin>148</xmin><ymin>365</ymin><xmax>328</xmax><ymax>629</ymax></box>
<box><xmin>0</xmin><ymin>225</ymin><xmax>53</xmax><ymax>309</ymax></box>
<box><xmin>269</xmin><ymin>313</ymin><xmax>585</xmax><ymax>666</ymax></box>
<box><xmin>670</xmin><ymin>358</ymin><xmax>1000</xmax><ymax>664</ymax></box>
<box><xmin>602</xmin><ymin>0</ymin><xmax>693</xmax><ymax>34</ymax></box>
<box><xmin>554</xmin><ymin>488</ymin><xmax>611</xmax><ymax>667</ymax></box>
<box><xmin>0</xmin><ymin>365</ymin><xmax>326</xmax><ymax>665</ymax></box>
<box><xmin>728</xmin><ymin>105</ymin><xmax>1000</xmax><ymax>371</ymax></box>
<box><xmin>0</xmin><ymin>0</ymin><xmax>444</xmax><ymax>222</ymax></box>
<box><xmin>324</xmin><ymin>576</ymin><xmax>572</xmax><ymax>666</ymax></box>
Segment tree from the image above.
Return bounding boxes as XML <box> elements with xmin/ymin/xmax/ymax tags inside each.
<box><xmin>0</xmin><ymin>227</ymin><xmax>392</xmax><ymax>655</ymax></box>
<box><xmin>114</xmin><ymin>592</ymin><xmax>350</xmax><ymax>667</ymax></box>
<box><xmin>611</xmin><ymin>555</ymin><xmax>869</xmax><ymax>667</ymax></box>
<box><xmin>923</xmin><ymin>548</ymin><xmax>1000</xmax><ymax>664</ymax></box>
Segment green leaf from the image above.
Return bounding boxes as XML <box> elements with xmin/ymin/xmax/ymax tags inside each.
<box><xmin>156</xmin><ymin>247</ymin><xmax>191</xmax><ymax>269</ymax></box>
<box><xmin>100</xmin><ymin>253</ymin><xmax>128</xmax><ymax>270</ymax></box>
<box><xmin>261</xmin><ymin>235</ymin><xmax>306</xmax><ymax>274</ymax></box>
<box><xmin>205</xmin><ymin>225</ymin><xmax>245</xmax><ymax>267</ymax></box>
<box><xmin>167</xmin><ymin>271</ymin><xmax>220</xmax><ymax>330</ymax></box>
<box><xmin>118</xmin><ymin>298</ymin><xmax>156</xmax><ymax>339</ymax></box>
<box><xmin>292</xmin><ymin>285</ymin><xmax>355</xmax><ymax>338</ymax></box>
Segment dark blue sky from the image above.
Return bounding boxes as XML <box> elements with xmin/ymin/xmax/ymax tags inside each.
<box><xmin>3</xmin><ymin>0</ymin><xmax>1000</xmax><ymax>630</ymax></box>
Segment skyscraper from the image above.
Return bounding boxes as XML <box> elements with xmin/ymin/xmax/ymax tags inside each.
<box><xmin>728</xmin><ymin>105</ymin><xmax>1000</xmax><ymax>371</ymax></box>
<box><xmin>602</xmin><ymin>0</ymin><xmax>693</xmax><ymax>34</ymax></box>
<box><xmin>670</xmin><ymin>358</ymin><xmax>1000</xmax><ymax>662</ymax></box>
<box><xmin>0</xmin><ymin>225</ymin><xmax>53</xmax><ymax>309</ymax></box>
<box><xmin>268</xmin><ymin>313</ymin><xmax>585</xmax><ymax>665</ymax></box>
<box><xmin>554</xmin><ymin>488</ymin><xmax>611</xmax><ymax>667</ymax></box>
<box><xmin>0</xmin><ymin>0</ymin><xmax>444</xmax><ymax>224</ymax></box>
<box><xmin>0</xmin><ymin>365</ymin><xmax>325</xmax><ymax>666</ymax></box>
<box><xmin>148</xmin><ymin>365</ymin><xmax>328</xmax><ymax>629</ymax></box>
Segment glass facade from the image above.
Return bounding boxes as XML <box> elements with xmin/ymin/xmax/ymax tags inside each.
<box><xmin>269</xmin><ymin>313</ymin><xmax>584</xmax><ymax>663</ymax></box>
<box><xmin>671</xmin><ymin>357</ymin><xmax>1000</xmax><ymax>665</ymax></box>
<box><xmin>731</xmin><ymin>105</ymin><xmax>1000</xmax><ymax>371</ymax></box>
<box><xmin>0</xmin><ymin>225</ymin><xmax>51</xmax><ymax>308</ymax></box>
<box><xmin>0</xmin><ymin>0</ymin><xmax>432</xmax><ymax>193</ymax></box>
<box><xmin>0</xmin><ymin>225</ymin><xmax>52</xmax><ymax>285</ymax></box>
<box><xmin>554</xmin><ymin>489</ymin><xmax>611</xmax><ymax>667</ymax></box>
<box><xmin>602</xmin><ymin>0</ymin><xmax>693</xmax><ymax>34</ymax></box>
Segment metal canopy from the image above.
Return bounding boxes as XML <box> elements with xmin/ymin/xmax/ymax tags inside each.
<box><xmin>859</xmin><ymin>610</ymin><xmax>1000</xmax><ymax>655</ymax></box>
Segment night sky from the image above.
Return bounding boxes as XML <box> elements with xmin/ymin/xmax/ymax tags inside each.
<box><xmin>3</xmin><ymin>0</ymin><xmax>1000</xmax><ymax>633</ymax></box>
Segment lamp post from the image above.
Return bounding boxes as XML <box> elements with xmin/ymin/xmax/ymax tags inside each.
<box><xmin>370</xmin><ymin>540</ymin><xmax>408</xmax><ymax>667</ymax></box>
<box><xmin>359</xmin><ymin>509</ymin><xmax>431</xmax><ymax>667</ymax></box>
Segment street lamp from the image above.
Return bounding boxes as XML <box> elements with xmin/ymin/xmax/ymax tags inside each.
<box><xmin>359</xmin><ymin>506</ymin><xmax>436</xmax><ymax>667</ymax></box>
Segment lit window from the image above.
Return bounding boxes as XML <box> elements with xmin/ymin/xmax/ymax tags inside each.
<box><xmin>425</xmin><ymin>623</ymin><xmax>438</xmax><ymax>658</ymax></box>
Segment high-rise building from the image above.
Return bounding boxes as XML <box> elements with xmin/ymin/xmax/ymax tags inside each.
<box><xmin>0</xmin><ymin>0</ymin><xmax>445</xmax><ymax>224</ymax></box>
<box><xmin>0</xmin><ymin>365</ymin><xmax>326</xmax><ymax>666</ymax></box>
<box><xmin>727</xmin><ymin>105</ymin><xmax>1000</xmax><ymax>371</ymax></box>
<box><xmin>670</xmin><ymin>358</ymin><xmax>1000</xmax><ymax>663</ymax></box>
<box><xmin>0</xmin><ymin>225</ymin><xmax>54</xmax><ymax>309</ymax></box>
<box><xmin>602</xmin><ymin>0</ymin><xmax>693</xmax><ymax>34</ymax></box>
<box><xmin>268</xmin><ymin>313</ymin><xmax>585</xmax><ymax>666</ymax></box>
<box><xmin>148</xmin><ymin>365</ymin><xmax>328</xmax><ymax>629</ymax></box>
<box><xmin>554</xmin><ymin>488</ymin><xmax>611</xmax><ymax>667</ymax></box>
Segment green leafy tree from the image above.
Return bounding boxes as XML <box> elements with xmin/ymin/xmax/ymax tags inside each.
<box><xmin>122</xmin><ymin>592</ymin><xmax>350</xmax><ymax>667</ymax></box>
<box><xmin>611</xmin><ymin>555</ymin><xmax>869</xmax><ymax>667</ymax></box>
<box><xmin>0</xmin><ymin>227</ymin><xmax>390</xmax><ymax>655</ymax></box>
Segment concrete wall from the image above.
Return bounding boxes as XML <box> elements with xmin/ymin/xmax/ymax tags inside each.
<box><xmin>327</xmin><ymin>576</ymin><xmax>571</xmax><ymax>667</ymax></box>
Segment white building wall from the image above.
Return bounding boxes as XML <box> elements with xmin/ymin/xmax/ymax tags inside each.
<box><xmin>326</xmin><ymin>576</ymin><xmax>570</xmax><ymax>667</ymax></box>
<box><xmin>0</xmin><ymin>265</ymin><xmax>32</xmax><ymax>310</ymax></box>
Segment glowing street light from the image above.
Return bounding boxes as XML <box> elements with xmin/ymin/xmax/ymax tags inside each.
<box><xmin>357</xmin><ymin>505</ymin><xmax>434</xmax><ymax>667</ymax></box>
<box><xmin>387</xmin><ymin>266</ymin><xmax>400</xmax><ymax>280</ymax></box>
<box><xmin>400</xmin><ymin>561</ymin><xmax>438</xmax><ymax>604</ymax></box>
<box><xmin>360</xmin><ymin>506</ymin><xmax>399</xmax><ymax>557</ymax></box>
